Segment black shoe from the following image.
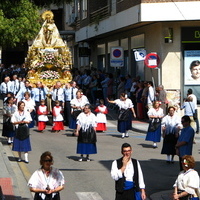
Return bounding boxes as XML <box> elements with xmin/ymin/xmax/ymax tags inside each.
<box><xmin>171</xmin><ymin>161</ymin><xmax>174</xmax><ymax>164</ymax></box>
<box><xmin>166</xmin><ymin>161</ymin><xmax>170</xmax><ymax>164</ymax></box>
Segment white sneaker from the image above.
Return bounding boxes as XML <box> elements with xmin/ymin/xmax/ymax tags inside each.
<box><xmin>125</xmin><ymin>133</ymin><xmax>129</xmax><ymax>137</ymax></box>
<box><xmin>78</xmin><ymin>158</ymin><xmax>83</xmax><ymax>162</ymax></box>
<box><xmin>122</xmin><ymin>133</ymin><xmax>125</xmax><ymax>138</ymax></box>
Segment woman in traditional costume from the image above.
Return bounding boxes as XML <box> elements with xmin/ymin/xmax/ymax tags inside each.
<box><xmin>28</xmin><ymin>151</ymin><xmax>65</xmax><ymax>200</ymax></box>
<box><xmin>75</xmin><ymin>104</ymin><xmax>97</xmax><ymax>162</ymax></box>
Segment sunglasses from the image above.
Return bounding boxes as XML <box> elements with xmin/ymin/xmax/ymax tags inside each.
<box><xmin>43</xmin><ymin>159</ymin><xmax>52</xmax><ymax>162</ymax></box>
<box><xmin>123</xmin><ymin>150</ymin><xmax>131</xmax><ymax>153</ymax></box>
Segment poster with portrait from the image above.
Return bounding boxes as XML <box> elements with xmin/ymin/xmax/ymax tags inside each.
<box><xmin>184</xmin><ymin>50</ymin><xmax>200</xmax><ymax>85</ymax></box>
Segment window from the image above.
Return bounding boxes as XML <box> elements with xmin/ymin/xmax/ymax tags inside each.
<box><xmin>82</xmin><ymin>0</ymin><xmax>87</xmax><ymax>19</ymax></box>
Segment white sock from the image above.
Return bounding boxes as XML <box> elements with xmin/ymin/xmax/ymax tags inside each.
<box><xmin>167</xmin><ymin>155</ymin><xmax>170</xmax><ymax>161</ymax></box>
<box><xmin>24</xmin><ymin>152</ymin><xmax>28</xmax><ymax>162</ymax></box>
<box><xmin>122</xmin><ymin>133</ymin><xmax>125</xmax><ymax>137</ymax></box>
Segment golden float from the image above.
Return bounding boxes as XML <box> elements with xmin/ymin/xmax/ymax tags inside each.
<box><xmin>25</xmin><ymin>10</ymin><xmax>73</xmax><ymax>88</ymax></box>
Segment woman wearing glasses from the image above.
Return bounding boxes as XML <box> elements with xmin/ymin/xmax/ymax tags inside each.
<box><xmin>173</xmin><ymin>155</ymin><xmax>200</xmax><ymax>200</ymax></box>
<box><xmin>28</xmin><ymin>151</ymin><xmax>65</xmax><ymax>200</ymax></box>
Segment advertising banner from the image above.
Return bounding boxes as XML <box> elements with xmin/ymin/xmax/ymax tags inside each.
<box><xmin>184</xmin><ymin>50</ymin><xmax>200</xmax><ymax>85</ymax></box>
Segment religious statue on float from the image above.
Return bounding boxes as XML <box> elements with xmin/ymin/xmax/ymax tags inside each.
<box><xmin>25</xmin><ymin>10</ymin><xmax>73</xmax><ymax>87</ymax></box>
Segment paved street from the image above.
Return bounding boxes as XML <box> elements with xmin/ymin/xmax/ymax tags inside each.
<box><xmin>1</xmin><ymin>111</ymin><xmax>200</xmax><ymax>199</ymax></box>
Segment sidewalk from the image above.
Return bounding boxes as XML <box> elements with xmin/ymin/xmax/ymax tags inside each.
<box><xmin>0</xmin><ymin>99</ymin><xmax>32</xmax><ymax>200</ymax></box>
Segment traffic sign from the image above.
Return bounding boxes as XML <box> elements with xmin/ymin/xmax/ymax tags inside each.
<box><xmin>110</xmin><ymin>47</ymin><xmax>124</xmax><ymax>67</ymax></box>
<box><xmin>144</xmin><ymin>53</ymin><xmax>160</xmax><ymax>68</ymax></box>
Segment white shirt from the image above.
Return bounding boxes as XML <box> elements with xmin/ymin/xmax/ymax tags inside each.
<box><xmin>0</xmin><ymin>81</ymin><xmax>13</xmax><ymax>94</ymax></box>
<box><xmin>147</xmin><ymin>86</ymin><xmax>155</xmax><ymax>104</ymax></box>
<box><xmin>111</xmin><ymin>159</ymin><xmax>145</xmax><ymax>189</ymax></box>
<box><xmin>188</xmin><ymin>94</ymin><xmax>197</xmax><ymax>109</ymax></box>
<box><xmin>51</xmin><ymin>88</ymin><xmax>64</xmax><ymax>102</ymax></box>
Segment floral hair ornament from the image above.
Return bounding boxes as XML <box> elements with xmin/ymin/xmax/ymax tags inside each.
<box><xmin>183</xmin><ymin>159</ymin><xmax>189</xmax><ymax>167</ymax></box>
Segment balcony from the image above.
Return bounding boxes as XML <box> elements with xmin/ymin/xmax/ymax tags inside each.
<box><xmin>90</xmin><ymin>5</ymin><xmax>110</xmax><ymax>24</ymax></box>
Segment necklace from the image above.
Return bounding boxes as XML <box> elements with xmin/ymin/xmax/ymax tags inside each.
<box><xmin>42</xmin><ymin>168</ymin><xmax>51</xmax><ymax>189</ymax></box>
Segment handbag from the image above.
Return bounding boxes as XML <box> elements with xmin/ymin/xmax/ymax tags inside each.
<box><xmin>189</xmin><ymin>102</ymin><xmax>197</xmax><ymax>120</ymax></box>
<box><xmin>2</xmin><ymin>118</ymin><xmax>14</xmax><ymax>136</ymax></box>
<box><xmin>193</xmin><ymin>110</ymin><xmax>198</xmax><ymax>120</ymax></box>
<box><xmin>148</xmin><ymin>118</ymin><xmax>161</xmax><ymax>132</ymax></box>
<box><xmin>72</xmin><ymin>110</ymin><xmax>82</xmax><ymax>119</ymax></box>
<box><xmin>15</xmin><ymin>124</ymin><xmax>29</xmax><ymax>140</ymax></box>
<box><xmin>34</xmin><ymin>192</ymin><xmax>60</xmax><ymax>200</ymax></box>
<box><xmin>118</xmin><ymin>109</ymin><xmax>130</xmax><ymax>121</ymax></box>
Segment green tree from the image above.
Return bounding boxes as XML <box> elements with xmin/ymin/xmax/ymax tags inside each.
<box><xmin>0</xmin><ymin>0</ymin><xmax>40</xmax><ymax>47</ymax></box>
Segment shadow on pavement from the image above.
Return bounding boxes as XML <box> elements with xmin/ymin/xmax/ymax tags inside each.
<box><xmin>138</xmin><ymin>143</ymin><xmax>155</xmax><ymax>148</ymax></box>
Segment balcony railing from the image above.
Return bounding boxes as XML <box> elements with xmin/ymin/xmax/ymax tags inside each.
<box><xmin>90</xmin><ymin>5</ymin><xmax>110</xmax><ymax>24</ymax></box>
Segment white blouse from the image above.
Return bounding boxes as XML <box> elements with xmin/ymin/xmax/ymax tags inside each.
<box><xmin>77</xmin><ymin>112</ymin><xmax>97</xmax><ymax>131</ymax></box>
<box><xmin>70</xmin><ymin>97</ymin><xmax>89</xmax><ymax>111</ymax></box>
<box><xmin>22</xmin><ymin>99</ymin><xmax>35</xmax><ymax>112</ymax></box>
<box><xmin>174</xmin><ymin>169</ymin><xmax>200</xmax><ymax>196</ymax></box>
<box><xmin>11</xmin><ymin>110</ymin><xmax>32</xmax><ymax>128</ymax></box>
<box><xmin>114</xmin><ymin>98</ymin><xmax>133</xmax><ymax>110</ymax></box>
<box><xmin>28</xmin><ymin>167</ymin><xmax>65</xmax><ymax>200</ymax></box>
<box><xmin>161</xmin><ymin>114</ymin><xmax>182</xmax><ymax>134</ymax></box>
<box><xmin>148</xmin><ymin>107</ymin><xmax>164</xmax><ymax>118</ymax></box>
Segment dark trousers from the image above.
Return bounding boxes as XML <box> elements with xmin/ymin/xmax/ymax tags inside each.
<box><xmin>179</xmin><ymin>156</ymin><xmax>183</xmax><ymax>171</ymax></box>
<box><xmin>116</xmin><ymin>188</ymin><xmax>135</xmax><ymax>200</ymax></box>
<box><xmin>64</xmin><ymin>101</ymin><xmax>71</xmax><ymax>126</ymax></box>
<box><xmin>195</xmin><ymin>109</ymin><xmax>199</xmax><ymax>133</ymax></box>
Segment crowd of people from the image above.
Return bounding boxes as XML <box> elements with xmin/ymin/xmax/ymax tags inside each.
<box><xmin>1</xmin><ymin>64</ymin><xmax>200</xmax><ymax>200</ymax></box>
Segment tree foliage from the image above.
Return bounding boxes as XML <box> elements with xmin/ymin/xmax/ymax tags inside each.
<box><xmin>0</xmin><ymin>0</ymin><xmax>41</xmax><ymax>48</ymax></box>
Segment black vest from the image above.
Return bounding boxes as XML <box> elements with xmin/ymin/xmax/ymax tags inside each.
<box><xmin>115</xmin><ymin>158</ymin><xmax>139</xmax><ymax>193</ymax></box>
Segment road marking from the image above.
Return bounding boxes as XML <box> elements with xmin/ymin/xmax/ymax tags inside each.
<box><xmin>76</xmin><ymin>192</ymin><xmax>103</xmax><ymax>200</ymax></box>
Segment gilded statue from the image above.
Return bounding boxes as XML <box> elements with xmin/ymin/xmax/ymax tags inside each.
<box><xmin>25</xmin><ymin>10</ymin><xmax>73</xmax><ymax>88</ymax></box>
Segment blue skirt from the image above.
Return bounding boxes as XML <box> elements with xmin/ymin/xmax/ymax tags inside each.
<box><xmin>28</xmin><ymin>111</ymin><xmax>35</xmax><ymax>128</ymax></box>
<box><xmin>12</xmin><ymin>137</ymin><xmax>32</xmax><ymax>152</ymax></box>
<box><xmin>145</xmin><ymin>124</ymin><xmax>161</xmax><ymax>142</ymax></box>
<box><xmin>28</xmin><ymin>120</ymin><xmax>35</xmax><ymax>128</ymax></box>
<box><xmin>117</xmin><ymin>120</ymin><xmax>132</xmax><ymax>133</ymax></box>
<box><xmin>77</xmin><ymin>143</ymin><xmax>97</xmax><ymax>154</ymax></box>
<box><xmin>69</xmin><ymin>118</ymin><xmax>77</xmax><ymax>129</ymax></box>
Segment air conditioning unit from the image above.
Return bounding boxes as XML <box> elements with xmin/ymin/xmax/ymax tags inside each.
<box><xmin>68</xmin><ymin>13</ymin><xmax>76</xmax><ymax>25</ymax></box>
